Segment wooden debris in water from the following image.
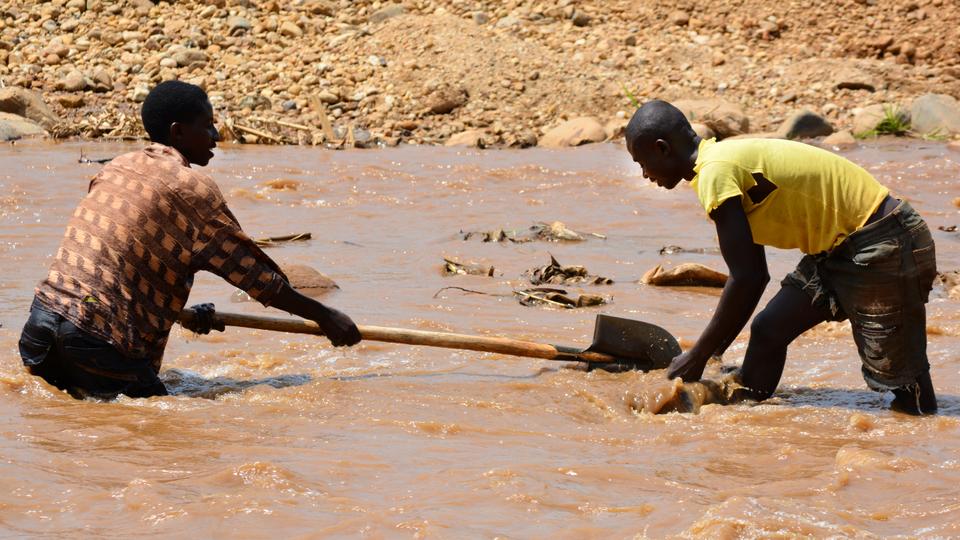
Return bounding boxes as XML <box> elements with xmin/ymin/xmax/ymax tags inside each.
<box><xmin>935</xmin><ymin>271</ymin><xmax>960</xmax><ymax>300</ymax></box>
<box><xmin>525</xmin><ymin>255</ymin><xmax>612</xmax><ymax>285</ymax></box>
<box><xmin>514</xmin><ymin>287</ymin><xmax>607</xmax><ymax>308</ymax></box>
<box><xmin>641</xmin><ymin>263</ymin><xmax>728</xmax><ymax>287</ymax></box>
<box><xmin>531</xmin><ymin>221</ymin><xmax>585</xmax><ymax>242</ymax></box>
<box><xmin>253</xmin><ymin>232</ymin><xmax>312</xmax><ymax>247</ymax></box>
<box><xmin>460</xmin><ymin>228</ymin><xmax>529</xmax><ymax>243</ymax></box>
<box><xmin>234</xmin><ymin>123</ymin><xmax>284</xmax><ymax>144</ymax></box>
<box><xmin>658</xmin><ymin>244</ymin><xmax>721</xmax><ymax>255</ymax></box>
<box><xmin>441</xmin><ymin>257</ymin><xmax>496</xmax><ymax>277</ymax></box>
<box><xmin>460</xmin><ymin>221</ymin><xmax>604</xmax><ymax>243</ymax></box>
<box><xmin>78</xmin><ymin>150</ymin><xmax>113</xmax><ymax>164</ymax></box>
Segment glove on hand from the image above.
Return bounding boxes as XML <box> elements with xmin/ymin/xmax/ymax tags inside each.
<box><xmin>183</xmin><ymin>303</ymin><xmax>226</xmax><ymax>335</ymax></box>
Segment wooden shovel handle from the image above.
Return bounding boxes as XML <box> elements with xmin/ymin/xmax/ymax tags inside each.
<box><xmin>179</xmin><ymin>309</ymin><xmax>620</xmax><ymax>364</ymax></box>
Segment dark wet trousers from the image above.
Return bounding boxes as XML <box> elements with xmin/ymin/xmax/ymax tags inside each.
<box><xmin>19</xmin><ymin>299</ymin><xmax>168</xmax><ymax>399</ymax></box>
<box><xmin>743</xmin><ymin>200</ymin><xmax>937</xmax><ymax>413</ymax></box>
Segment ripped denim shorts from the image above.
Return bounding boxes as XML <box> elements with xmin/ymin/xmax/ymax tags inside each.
<box><xmin>782</xmin><ymin>201</ymin><xmax>937</xmax><ymax>391</ymax></box>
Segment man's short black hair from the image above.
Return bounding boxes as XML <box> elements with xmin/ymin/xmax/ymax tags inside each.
<box><xmin>625</xmin><ymin>99</ymin><xmax>695</xmax><ymax>152</ymax></box>
<box><xmin>141</xmin><ymin>80</ymin><xmax>211</xmax><ymax>144</ymax></box>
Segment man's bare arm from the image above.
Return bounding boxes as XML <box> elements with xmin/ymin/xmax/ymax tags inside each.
<box><xmin>666</xmin><ymin>197</ymin><xmax>769</xmax><ymax>381</ymax></box>
<box><xmin>268</xmin><ymin>282</ymin><xmax>361</xmax><ymax>347</ymax></box>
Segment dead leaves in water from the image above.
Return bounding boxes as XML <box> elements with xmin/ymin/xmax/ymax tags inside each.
<box><xmin>525</xmin><ymin>255</ymin><xmax>612</xmax><ymax>286</ymax></box>
<box><xmin>435</xmin><ymin>253</ymin><xmax>611</xmax><ymax>309</ymax></box>
<box><xmin>442</xmin><ymin>258</ymin><xmax>496</xmax><ymax>277</ymax></box>
<box><xmin>460</xmin><ymin>221</ymin><xmax>605</xmax><ymax>243</ymax></box>
<box><xmin>514</xmin><ymin>287</ymin><xmax>607</xmax><ymax>309</ymax></box>
<box><xmin>641</xmin><ymin>263</ymin><xmax>728</xmax><ymax>287</ymax></box>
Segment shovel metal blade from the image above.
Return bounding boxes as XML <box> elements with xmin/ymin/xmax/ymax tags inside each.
<box><xmin>585</xmin><ymin>314</ymin><xmax>681</xmax><ymax>370</ymax></box>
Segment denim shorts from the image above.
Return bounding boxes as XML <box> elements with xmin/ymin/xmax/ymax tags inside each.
<box><xmin>19</xmin><ymin>298</ymin><xmax>167</xmax><ymax>399</ymax></box>
<box><xmin>782</xmin><ymin>201</ymin><xmax>937</xmax><ymax>391</ymax></box>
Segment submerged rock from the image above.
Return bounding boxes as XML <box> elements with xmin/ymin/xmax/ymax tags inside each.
<box><xmin>0</xmin><ymin>87</ymin><xmax>58</xmax><ymax>128</ymax></box>
<box><xmin>822</xmin><ymin>130</ymin><xmax>856</xmax><ymax>146</ymax></box>
<box><xmin>641</xmin><ymin>263</ymin><xmax>728</xmax><ymax>287</ymax></box>
<box><xmin>0</xmin><ymin>112</ymin><xmax>46</xmax><ymax>141</ymax></box>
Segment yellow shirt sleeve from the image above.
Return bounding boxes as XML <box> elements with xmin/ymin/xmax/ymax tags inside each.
<box><xmin>693</xmin><ymin>161</ymin><xmax>753</xmax><ymax>217</ymax></box>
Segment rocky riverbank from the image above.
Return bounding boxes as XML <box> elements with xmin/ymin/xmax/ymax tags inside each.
<box><xmin>1</xmin><ymin>0</ymin><xmax>960</xmax><ymax>148</ymax></box>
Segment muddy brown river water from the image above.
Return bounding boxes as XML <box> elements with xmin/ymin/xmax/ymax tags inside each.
<box><xmin>0</xmin><ymin>139</ymin><xmax>959</xmax><ymax>538</ymax></box>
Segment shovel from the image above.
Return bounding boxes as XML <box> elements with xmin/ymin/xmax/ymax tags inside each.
<box><xmin>178</xmin><ymin>310</ymin><xmax>681</xmax><ymax>371</ymax></box>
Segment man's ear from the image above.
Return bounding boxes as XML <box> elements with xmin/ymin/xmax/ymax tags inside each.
<box><xmin>168</xmin><ymin>122</ymin><xmax>183</xmax><ymax>144</ymax></box>
<box><xmin>654</xmin><ymin>138</ymin><xmax>671</xmax><ymax>156</ymax></box>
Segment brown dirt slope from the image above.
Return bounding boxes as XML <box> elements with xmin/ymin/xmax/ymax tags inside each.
<box><xmin>1</xmin><ymin>0</ymin><xmax>958</xmax><ymax>146</ymax></box>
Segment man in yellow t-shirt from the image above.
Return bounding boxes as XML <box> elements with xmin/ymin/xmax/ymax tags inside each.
<box><xmin>625</xmin><ymin>100</ymin><xmax>938</xmax><ymax>414</ymax></box>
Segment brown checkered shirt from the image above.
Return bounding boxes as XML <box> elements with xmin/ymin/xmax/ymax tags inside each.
<box><xmin>34</xmin><ymin>144</ymin><xmax>287</xmax><ymax>371</ymax></box>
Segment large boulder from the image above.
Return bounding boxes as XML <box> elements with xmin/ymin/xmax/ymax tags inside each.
<box><xmin>538</xmin><ymin>117</ymin><xmax>607</xmax><ymax>148</ymax></box>
<box><xmin>776</xmin><ymin>109</ymin><xmax>834</xmax><ymax>140</ymax></box>
<box><xmin>851</xmin><ymin>104</ymin><xmax>909</xmax><ymax>136</ymax></box>
<box><xmin>822</xmin><ymin>130</ymin><xmax>856</xmax><ymax>147</ymax></box>
<box><xmin>672</xmin><ymin>99</ymin><xmax>749</xmax><ymax>139</ymax></box>
<box><xmin>0</xmin><ymin>112</ymin><xmax>47</xmax><ymax>141</ymax></box>
<box><xmin>0</xmin><ymin>87</ymin><xmax>58</xmax><ymax>128</ymax></box>
<box><xmin>910</xmin><ymin>94</ymin><xmax>960</xmax><ymax>136</ymax></box>
<box><xmin>445</xmin><ymin>129</ymin><xmax>488</xmax><ymax>148</ymax></box>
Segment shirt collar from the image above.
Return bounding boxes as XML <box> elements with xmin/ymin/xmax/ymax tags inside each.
<box><xmin>692</xmin><ymin>137</ymin><xmax>717</xmax><ymax>176</ymax></box>
<box><xmin>144</xmin><ymin>143</ymin><xmax>191</xmax><ymax>168</ymax></box>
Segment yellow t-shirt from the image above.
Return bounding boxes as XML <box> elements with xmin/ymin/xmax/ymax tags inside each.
<box><xmin>689</xmin><ymin>138</ymin><xmax>889</xmax><ymax>254</ymax></box>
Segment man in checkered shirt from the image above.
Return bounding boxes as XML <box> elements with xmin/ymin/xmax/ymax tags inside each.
<box><xmin>18</xmin><ymin>81</ymin><xmax>361</xmax><ymax>399</ymax></box>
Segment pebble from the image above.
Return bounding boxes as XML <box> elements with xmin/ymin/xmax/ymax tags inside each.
<box><xmin>669</xmin><ymin>10</ymin><xmax>690</xmax><ymax>26</ymax></box>
<box><xmin>318</xmin><ymin>90</ymin><xmax>340</xmax><ymax>104</ymax></box>
<box><xmin>227</xmin><ymin>16</ymin><xmax>252</xmax><ymax>36</ymax></box>
<box><xmin>173</xmin><ymin>49</ymin><xmax>208</xmax><ymax>68</ymax></box>
<box><xmin>426</xmin><ymin>85</ymin><xmax>468</xmax><ymax>115</ymax></box>
<box><xmin>57</xmin><ymin>70</ymin><xmax>88</xmax><ymax>92</ymax></box>
<box><xmin>57</xmin><ymin>94</ymin><xmax>85</xmax><ymax>108</ymax></box>
<box><xmin>279</xmin><ymin>21</ymin><xmax>303</xmax><ymax>38</ymax></box>
<box><xmin>131</xmin><ymin>85</ymin><xmax>150</xmax><ymax>103</ymax></box>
